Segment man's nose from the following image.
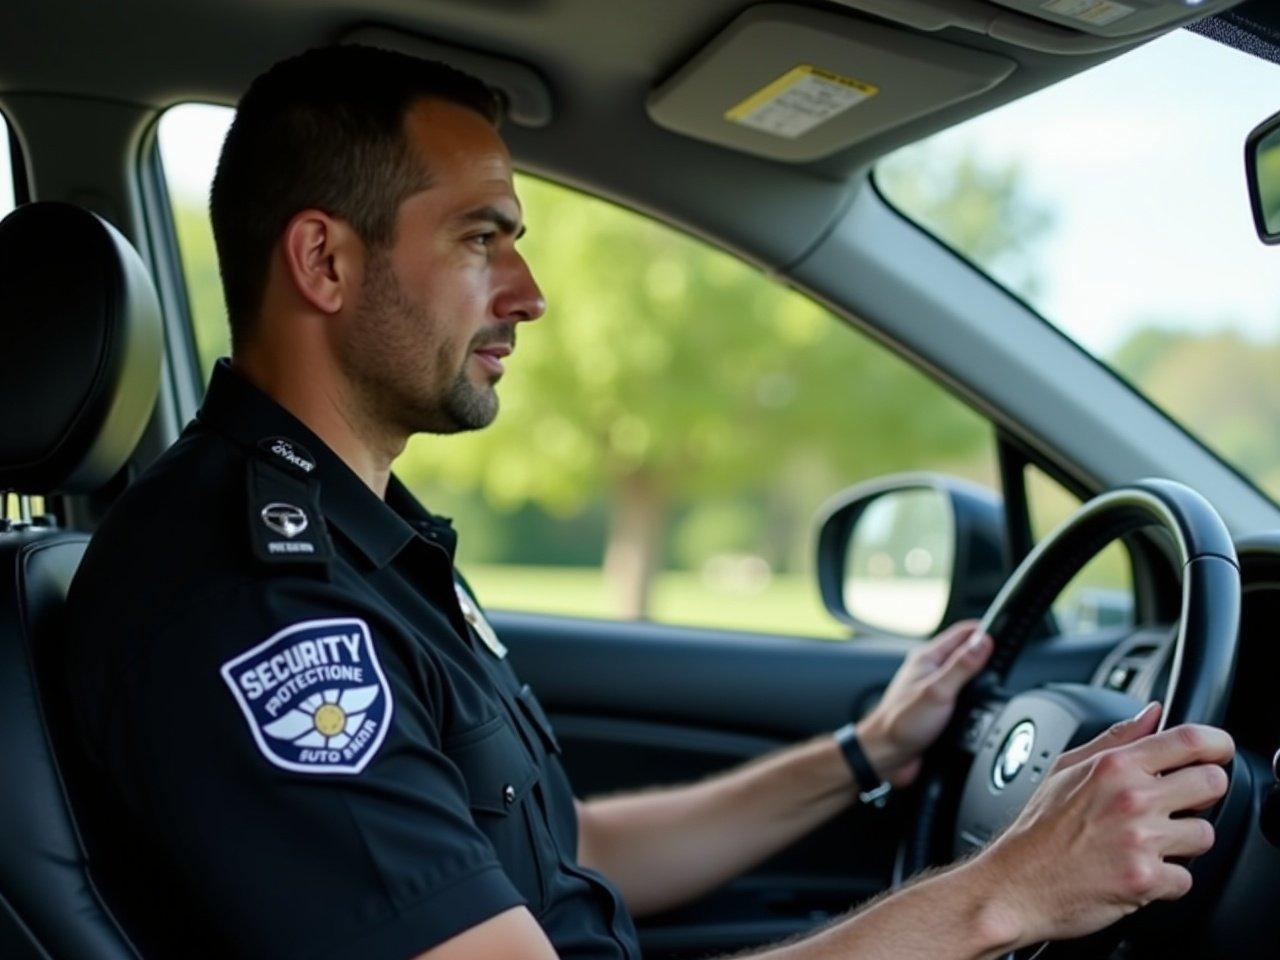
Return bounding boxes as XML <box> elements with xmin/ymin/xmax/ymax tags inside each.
<box><xmin>495</xmin><ymin>254</ymin><xmax>546</xmax><ymax>323</ymax></box>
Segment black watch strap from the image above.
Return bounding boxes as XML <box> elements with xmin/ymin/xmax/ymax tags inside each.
<box><xmin>835</xmin><ymin>722</ymin><xmax>891</xmax><ymax>808</ymax></box>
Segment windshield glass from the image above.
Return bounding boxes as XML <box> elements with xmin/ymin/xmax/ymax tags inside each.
<box><xmin>876</xmin><ymin>29</ymin><xmax>1280</xmax><ymax>499</ymax></box>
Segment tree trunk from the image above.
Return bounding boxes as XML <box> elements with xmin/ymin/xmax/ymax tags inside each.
<box><xmin>603</xmin><ymin>472</ymin><xmax>668</xmax><ymax>619</ymax></box>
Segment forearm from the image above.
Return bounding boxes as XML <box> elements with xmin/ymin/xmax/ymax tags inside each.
<box><xmin>577</xmin><ymin>621</ymin><xmax>996</xmax><ymax>918</ymax></box>
<box><xmin>735</xmin><ymin>860</ymin><xmax>1021</xmax><ymax>960</ymax></box>
<box><xmin>578</xmin><ymin>732</ymin><xmax>871</xmax><ymax>917</ymax></box>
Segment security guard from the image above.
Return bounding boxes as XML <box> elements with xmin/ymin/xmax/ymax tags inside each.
<box><xmin>67</xmin><ymin>358</ymin><xmax>638</xmax><ymax>958</ymax></box>
<box><xmin>64</xmin><ymin>43</ymin><xmax>1237</xmax><ymax>960</ymax></box>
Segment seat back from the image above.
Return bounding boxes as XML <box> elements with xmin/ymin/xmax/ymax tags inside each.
<box><xmin>0</xmin><ymin>202</ymin><xmax>163</xmax><ymax>958</ymax></box>
<box><xmin>0</xmin><ymin>530</ymin><xmax>139</xmax><ymax>959</ymax></box>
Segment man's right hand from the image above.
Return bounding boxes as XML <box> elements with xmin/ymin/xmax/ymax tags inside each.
<box><xmin>971</xmin><ymin>701</ymin><xmax>1234</xmax><ymax>947</ymax></box>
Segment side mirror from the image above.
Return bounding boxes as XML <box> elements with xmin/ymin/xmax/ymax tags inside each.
<box><xmin>815</xmin><ymin>474</ymin><xmax>1007</xmax><ymax>638</ymax></box>
<box><xmin>1246</xmin><ymin>108</ymin><xmax>1280</xmax><ymax>245</ymax></box>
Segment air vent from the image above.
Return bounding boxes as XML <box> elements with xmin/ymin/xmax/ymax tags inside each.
<box><xmin>1100</xmin><ymin>642</ymin><xmax>1161</xmax><ymax>693</ymax></box>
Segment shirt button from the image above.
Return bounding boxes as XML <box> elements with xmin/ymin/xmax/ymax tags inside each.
<box><xmin>503</xmin><ymin>784</ymin><xmax>516</xmax><ymax>805</ymax></box>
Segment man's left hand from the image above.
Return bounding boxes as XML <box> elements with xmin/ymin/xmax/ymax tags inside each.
<box><xmin>854</xmin><ymin>620</ymin><xmax>994</xmax><ymax>788</ymax></box>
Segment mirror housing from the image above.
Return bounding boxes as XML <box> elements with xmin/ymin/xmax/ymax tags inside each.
<box><xmin>816</xmin><ymin>473</ymin><xmax>1007</xmax><ymax>638</ymax></box>
<box><xmin>1246</xmin><ymin>108</ymin><xmax>1280</xmax><ymax>245</ymax></box>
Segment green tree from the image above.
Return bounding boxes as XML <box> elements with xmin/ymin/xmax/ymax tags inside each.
<box><xmin>1112</xmin><ymin>325</ymin><xmax>1280</xmax><ymax>496</ymax></box>
<box><xmin>398</xmin><ymin>161</ymin><xmax>1052</xmax><ymax>617</ymax></box>
<box><xmin>875</xmin><ymin>147</ymin><xmax>1054</xmax><ymax>300</ymax></box>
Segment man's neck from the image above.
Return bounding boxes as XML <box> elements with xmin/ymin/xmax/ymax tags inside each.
<box><xmin>229</xmin><ymin>352</ymin><xmax>403</xmax><ymax>499</ymax></box>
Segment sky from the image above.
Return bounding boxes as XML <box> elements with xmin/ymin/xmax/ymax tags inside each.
<box><xmin>0</xmin><ymin>128</ymin><xmax>12</xmax><ymax>216</ymax></box>
<box><xmin>895</xmin><ymin>29</ymin><xmax>1280</xmax><ymax>356</ymax></box>
<box><xmin>160</xmin><ymin>103</ymin><xmax>231</xmax><ymax>198</ymax></box>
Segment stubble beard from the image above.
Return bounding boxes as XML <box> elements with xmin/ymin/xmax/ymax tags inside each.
<box><xmin>341</xmin><ymin>249</ymin><xmax>501</xmax><ymax>438</ymax></box>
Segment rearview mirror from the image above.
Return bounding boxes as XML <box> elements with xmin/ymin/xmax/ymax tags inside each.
<box><xmin>1246</xmin><ymin>108</ymin><xmax>1280</xmax><ymax>245</ymax></box>
<box><xmin>815</xmin><ymin>474</ymin><xmax>1007</xmax><ymax>638</ymax></box>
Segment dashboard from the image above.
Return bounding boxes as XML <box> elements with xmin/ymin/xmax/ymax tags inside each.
<box><xmin>1230</xmin><ymin>541</ymin><xmax>1280</xmax><ymax>760</ymax></box>
<box><xmin>1076</xmin><ymin>537</ymin><xmax>1280</xmax><ymax>957</ymax></box>
<box><xmin>1075</xmin><ymin>540</ymin><xmax>1280</xmax><ymax>763</ymax></box>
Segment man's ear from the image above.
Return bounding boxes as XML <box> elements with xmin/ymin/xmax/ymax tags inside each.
<box><xmin>279</xmin><ymin>209</ymin><xmax>360</xmax><ymax>316</ymax></box>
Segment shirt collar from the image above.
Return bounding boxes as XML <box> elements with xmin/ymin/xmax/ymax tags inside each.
<box><xmin>196</xmin><ymin>359</ymin><xmax>454</xmax><ymax>569</ymax></box>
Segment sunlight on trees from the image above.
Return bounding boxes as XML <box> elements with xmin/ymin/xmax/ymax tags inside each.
<box><xmin>395</xmin><ymin>172</ymin><xmax>1007</xmax><ymax>618</ymax></box>
<box><xmin>164</xmin><ymin>135</ymin><xmax>1049</xmax><ymax>627</ymax></box>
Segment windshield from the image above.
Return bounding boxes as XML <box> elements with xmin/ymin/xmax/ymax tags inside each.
<box><xmin>876</xmin><ymin>29</ymin><xmax>1280</xmax><ymax>500</ymax></box>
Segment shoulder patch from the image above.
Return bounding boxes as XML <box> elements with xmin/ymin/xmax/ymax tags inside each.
<box><xmin>220</xmin><ymin>617</ymin><xmax>393</xmax><ymax>775</ymax></box>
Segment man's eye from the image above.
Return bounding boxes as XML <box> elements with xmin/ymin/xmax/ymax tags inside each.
<box><xmin>468</xmin><ymin>232</ymin><xmax>496</xmax><ymax>248</ymax></box>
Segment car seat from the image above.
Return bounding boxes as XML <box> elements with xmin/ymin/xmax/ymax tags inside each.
<box><xmin>0</xmin><ymin>201</ymin><xmax>162</xmax><ymax>959</ymax></box>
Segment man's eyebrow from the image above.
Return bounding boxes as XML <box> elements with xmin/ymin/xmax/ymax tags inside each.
<box><xmin>455</xmin><ymin>205</ymin><xmax>527</xmax><ymax>240</ymax></box>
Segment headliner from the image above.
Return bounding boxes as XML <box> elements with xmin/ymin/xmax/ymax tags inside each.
<box><xmin>0</xmin><ymin>0</ymin><xmax>1273</xmax><ymax>270</ymax></box>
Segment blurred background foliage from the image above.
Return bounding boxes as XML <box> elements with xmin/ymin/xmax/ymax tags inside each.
<box><xmin>395</xmin><ymin>172</ymin><xmax>1016</xmax><ymax>622</ymax></box>
<box><xmin>170</xmin><ymin>154</ymin><xmax>1030</xmax><ymax>634</ymax></box>
<box><xmin>164</xmin><ymin>123</ymin><xmax>1161</xmax><ymax>638</ymax></box>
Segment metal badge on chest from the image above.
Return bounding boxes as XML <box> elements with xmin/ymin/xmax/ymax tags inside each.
<box><xmin>454</xmin><ymin>582</ymin><xmax>508</xmax><ymax>659</ymax></box>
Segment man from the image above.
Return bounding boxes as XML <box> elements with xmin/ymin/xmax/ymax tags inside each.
<box><xmin>64</xmin><ymin>45</ymin><xmax>1233</xmax><ymax>960</ymax></box>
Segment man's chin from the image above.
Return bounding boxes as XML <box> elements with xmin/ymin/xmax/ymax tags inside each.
<box><xmin>436</xmin><ymin>386</ymin><xmax>499</xmax><ymax>433</ymax></box>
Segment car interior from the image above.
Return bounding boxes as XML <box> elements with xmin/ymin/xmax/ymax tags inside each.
<box><xmin>2</xmin><ymin>1</ymin><xmax>1280</xmax><ymax>958</ymax></box>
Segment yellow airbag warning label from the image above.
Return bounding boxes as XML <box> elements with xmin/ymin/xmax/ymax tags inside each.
<box><xmin>726</xmin><ymin>65</ymin><xmax>878</xmax><ymax>140</ymax></box>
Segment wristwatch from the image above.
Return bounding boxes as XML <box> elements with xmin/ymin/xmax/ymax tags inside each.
<box><xmin>834</xmin><ymin>722</ymin><xmax>891</xmax><ymax>808</ymax></box>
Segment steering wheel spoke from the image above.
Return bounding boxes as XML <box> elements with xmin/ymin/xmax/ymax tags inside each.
<box><xmin>955</xmin><ymin>698</ymin><xmax>1006</xmax><ymax>755</ymax></box>
<box><xmin>954</xmin><ymin>685</ymin><xmax>1147</xmax><ymax>860</ymax></box>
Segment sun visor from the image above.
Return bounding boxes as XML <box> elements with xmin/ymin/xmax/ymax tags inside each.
<box><xmin>646</xmin><ymin>4</ymin><xmax>1016</xmax><ymax>163</ymax></box>
<box><xmin>341</xmin><ymin>25</ymin><xmax>553</xmax><ymax>128</ymax></box>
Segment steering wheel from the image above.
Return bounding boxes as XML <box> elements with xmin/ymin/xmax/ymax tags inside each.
<box><xmin>894</xmin><ymin>478</ymin><xmax>1241</xmax><ymax>957</ymax></box>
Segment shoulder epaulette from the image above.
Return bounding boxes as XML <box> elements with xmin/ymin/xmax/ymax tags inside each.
<box><xmin>246</xmin><ymin>436</ymin><xmax>334</xmax><ymax>576</ymax></box>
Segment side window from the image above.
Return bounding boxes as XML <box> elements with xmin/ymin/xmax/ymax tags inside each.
<box><xmin>2</xmin><ymin>113</ymin><xmax>33</xmax><ymax>527</ymax></box>
<box><xmin>0</xmin><ymin>111</ymin><xmax>15</xmax><ymax>220</ymax></box>
<box><xmin>1025</xmin><ymin>465</ymin><xmax>1135</xmax><ymax>633</ymax></box>
<box><xmin>157</xmin><ymin>104</ymin><xmax>234</xmax><ymax>378</ymax></box>
<box><xmin>156</xmin><ymin>102</ymin><xmax>999</xmax><ymax>639</ymax></box>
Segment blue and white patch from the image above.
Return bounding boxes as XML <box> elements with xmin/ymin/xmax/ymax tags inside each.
<box><xmin>220</xmin><ymin>617</ymin><xmax>393</xmax><ymax>775</ymax></box>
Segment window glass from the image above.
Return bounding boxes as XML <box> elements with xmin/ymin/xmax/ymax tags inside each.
<box><xmin>158</xmin><ymin>104</ymin><xmax>233</xmax><ymax>377</ymax></box>
<box><xmin>158</xmin><ymin>103</ymin><xmax>998</xmax><ymax>639</ymax></box>
<box><xmin>2</xmin><ymin>116</ymin><xmax>32</xmax><ymax>523</ymax></box>
<box><xmin>876</xmin><ymin>30</ymin><xmax>1280</xmax><ymax>502</ymax></box>
<box><xmin>0</xmin><ymin>112</ymin><xmax>16</xmax><ymax>219</ymax></box>
<box><xmin>1026</xmin><ymin>466</ymin><xmax>1134</xmax><ymax>634</ymax></box>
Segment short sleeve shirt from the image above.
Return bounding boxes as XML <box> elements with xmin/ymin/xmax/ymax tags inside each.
<box><xmin>63</xmin><ymin>360</ymin><xmax>641</xmax><ymax>960</ymax></box>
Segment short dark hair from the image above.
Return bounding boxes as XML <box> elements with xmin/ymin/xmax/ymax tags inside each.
<box><xmin>209</xmin><ymin>44</ymin><xmax>504</xmax><ymax>347</ymax></box>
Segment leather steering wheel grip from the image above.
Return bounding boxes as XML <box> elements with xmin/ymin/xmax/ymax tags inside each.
<box><xmin>974</xmin><ymin>478</ymin><xmax>1239</xmax><ymax>729</ymax></box>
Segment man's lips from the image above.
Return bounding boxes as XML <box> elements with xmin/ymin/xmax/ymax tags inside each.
<box><xmin>472</xmin><ymin>344</ymin><xmax>512</xmax><ymax>375</ymax></box>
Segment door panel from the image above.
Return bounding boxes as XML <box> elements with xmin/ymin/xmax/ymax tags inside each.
<box><xmin>499</xmin><ymin>612</ymin><xmax>906</xmax><ymax>955</ymax></box>
<box><xmin>550</xmin><ymin>713</ymin><xmax>902</xmax><ymax>957</ymax></box>
<box><xmin>500</xmin><ymin>614</ymin><xmax>908</xmax><ymax>738</ymax></box>
<box><xmin>496</xmin><ymin>610</ymin><xmax>1117</xmax><ymax>957</ymax></box>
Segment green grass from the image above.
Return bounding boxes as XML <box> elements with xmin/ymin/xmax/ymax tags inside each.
<box><xmin>463</xmin><ymin>563</ymin><xmax>850</xmax><ymax>640</ymax></box>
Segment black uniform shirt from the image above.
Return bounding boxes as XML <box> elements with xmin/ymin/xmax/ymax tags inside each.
<box><xmin>64</xmin><ymin>359</ymin><xmax>641</xmax><ymax>960</ymax></box>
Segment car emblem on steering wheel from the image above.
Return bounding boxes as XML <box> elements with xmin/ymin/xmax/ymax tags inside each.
<box><xmin>260</xmin><ymin>502</ymin><xmax>309</xmax><ymax>539</ymax></box>
<box><xmin>992</xmin><ymin>720</ymin><xmax>1036</xmax><ymax>790</ymax></box>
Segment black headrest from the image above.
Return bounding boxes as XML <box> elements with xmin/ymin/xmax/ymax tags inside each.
<box><xmin>0</xmin><ymin>202</ymin><xmax>163</xmax><ymax>494</ymax></box>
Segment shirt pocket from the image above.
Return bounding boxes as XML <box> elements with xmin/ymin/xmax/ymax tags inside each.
<box><xmin>447</xmin><ymin>715</ymin><xmax>549</xmax><ymax>912</ymax></box>
<box><xmin>516</xmin><ymin>683</ymin><xmax>562</xmax><ymax>757</ymax></box>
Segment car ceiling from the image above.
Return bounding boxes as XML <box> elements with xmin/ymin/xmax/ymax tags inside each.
<box><xmin>0</xmin><ymin>0</ymin><xmax>1273</xmax><ymax>271</ymax></box>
